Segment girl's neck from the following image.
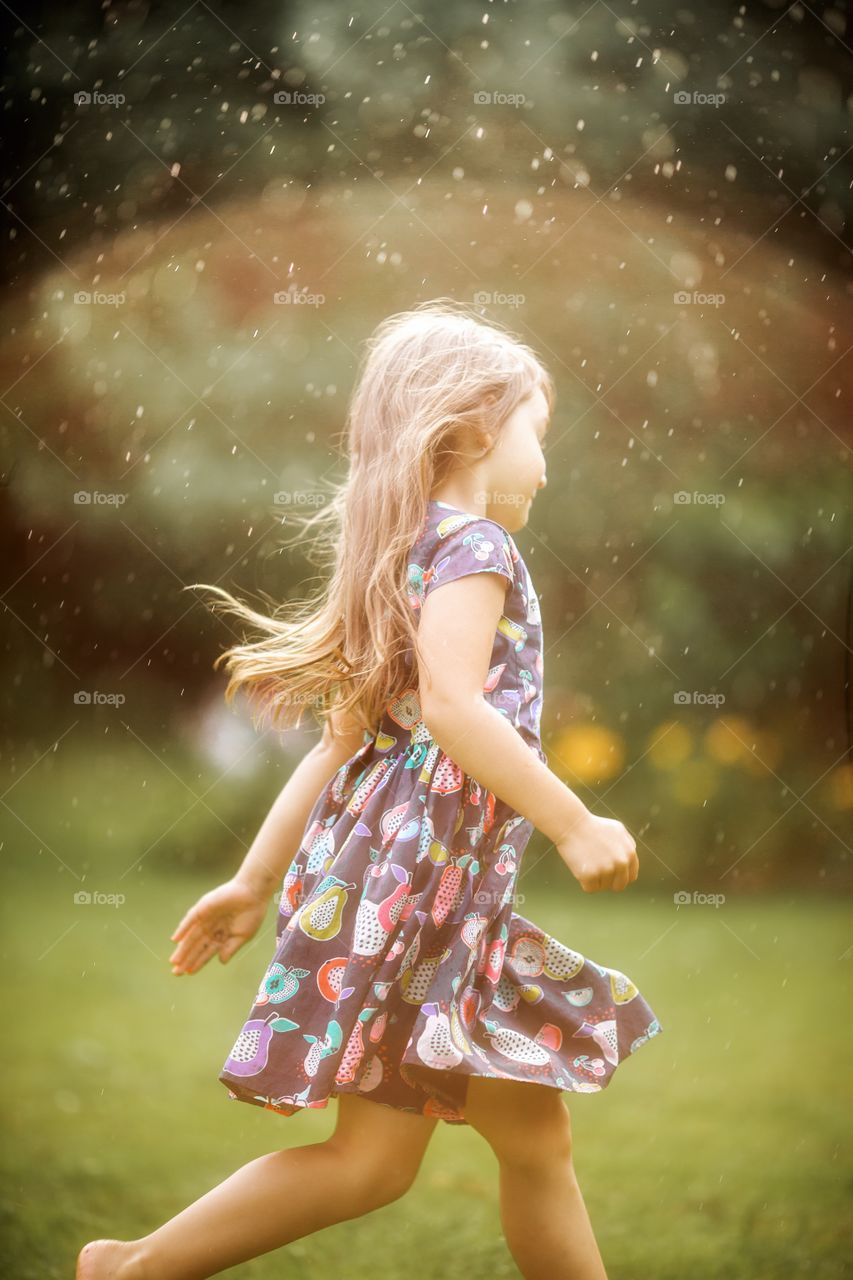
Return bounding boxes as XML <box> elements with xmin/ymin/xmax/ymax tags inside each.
<box><xmin>428</xmin><ymin>489</ymin><xmax>486</xmax><ymax>519</ymax></box>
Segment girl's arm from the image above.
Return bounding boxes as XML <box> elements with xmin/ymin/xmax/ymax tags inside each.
<box><xmin>417</xmin><ymin>573</ymin><xmax>639</xmax><ymax>893</ymax></box>
<box><xmin>234</xmin><ymin>710</ymin><xmax>367</xmax><ymax>899</ymax></box>
<box><xmin>170</xmin><ymin>708</ymin><xmax>368</xmax><ymax>975</ymax></box>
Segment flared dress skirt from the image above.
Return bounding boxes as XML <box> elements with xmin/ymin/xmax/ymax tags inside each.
<box><xmin>217</xmin><ymin>714</ymin><xmax>664</xmax><ymax>1126</ymax></box>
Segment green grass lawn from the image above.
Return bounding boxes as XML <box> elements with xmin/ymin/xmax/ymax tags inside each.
<box><xmin>3</xmin><ymin>862</ymin><xmax>852</xmax><ymax>1278</ymax></box>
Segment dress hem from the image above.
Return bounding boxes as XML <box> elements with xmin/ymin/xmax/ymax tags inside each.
<box><xmin>218</xmin><ymin>1020</ymin><xmax>665</xmax><ymax>1127</ymax></box>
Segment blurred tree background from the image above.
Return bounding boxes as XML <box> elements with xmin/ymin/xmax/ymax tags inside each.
<box><xmin>2</xmin><ymin>4</ymin><xmax>853</xmax><ymax>1278</ymax></box>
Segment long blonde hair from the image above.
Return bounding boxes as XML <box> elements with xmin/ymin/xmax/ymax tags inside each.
<box><xmin>191</xmin><ymin>298</ymin><xmax>555</xmax><ymax>736</ymax></box>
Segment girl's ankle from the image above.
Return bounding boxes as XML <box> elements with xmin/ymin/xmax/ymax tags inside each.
<box><xmin>119</xmin><ymin>1241</ymin><xmax>149</xmax><ymax>1280</ymax></box>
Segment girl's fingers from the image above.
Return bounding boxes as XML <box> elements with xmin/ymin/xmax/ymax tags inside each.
<box><xmin>168</xmin><ymin>896</ymin><xmax>248</xmax><ymax>972</ymax></box>
<box><xmin>169</xmin><ymin>922</ymin><xmax>205</xmax><ymax>964</ymax></box>
<box><xmin>187</xmin><ymin>924</ymin><xmax>232</xmax><ymax>971</ymax></box>
<box><xmin>169</xmin><ymin>939</ymin><xmax>187</xmax><ymax>965</ymax></box>
<box><xmin>170</xmin><ymin>912</ymin><xmax>197</xmax><ymax>943</ymax></box>
<box><xmin>171</xmin><ymin>901</ymin><xmax>212</xmax><ymax>943</ymax></box>
<box><xmin>169</xmin><ymin>941</ymin><xmax>195</xmax><ymax>968</ymax></box>
<box><xmin>177</xmin><ymin>936</ymin><xmax>218</xmax><ymax>974</ymax></box>
<box><xmin>171</xmin><ymin>925</ymin><xmax>216</xmax><ymax>971</ymax></box>
<box><xmin>170</xmin><ymin>902</ymin><xmax>219</xmax><ymax>953</ymax></box>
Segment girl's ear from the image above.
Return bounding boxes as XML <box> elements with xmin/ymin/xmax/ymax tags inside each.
<box><xmin>454</xmin><ymin>422</ymin><xmax>493</xmax><ymax>461</ymax></box>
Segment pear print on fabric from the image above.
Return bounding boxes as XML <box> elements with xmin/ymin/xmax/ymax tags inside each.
<box><xmin>218</xmin><ymin>501</ymin><xmax>663</xmax><ymax>1124</ymax></box>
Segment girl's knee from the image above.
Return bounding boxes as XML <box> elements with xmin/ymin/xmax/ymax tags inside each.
<box><xmin>465</xmin><ymin>1080</ymin><xmax>573</xmax><ymax>1172</ymax></box>
<box><xmin>500</xmin><ymin>1109</ymin><xmax>573</xmax><ymax>1174</ymax></box>
<box><xmin>364</xmin><ymin>1158</ymin><xmax>419</xmax><ymax>1206</ymax></box>
<box><xmin>326</xmin><ymin>1092</ymin><xmax>435</xmax><ymax>1206</ymax></box>
<box><xmin>322</xmin><ymin>1133</ymin><xmax>421</xmax><ymax>1208</ymax></box>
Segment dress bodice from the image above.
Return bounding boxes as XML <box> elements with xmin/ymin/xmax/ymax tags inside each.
<box><xmin>373</xmin><ymin>500</ymin><xmax>547</xmax><ymax>765</ymax></box>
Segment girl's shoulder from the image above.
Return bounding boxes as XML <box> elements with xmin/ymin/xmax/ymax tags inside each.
<box><xmin>409</xmin><ymin>502</ymin><xmax>525</xmax><ymax>607</ymax></box>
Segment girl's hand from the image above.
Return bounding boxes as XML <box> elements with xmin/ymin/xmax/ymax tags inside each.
<box><xmin>169</xmin><ymin>877</ymin><xmax>270</xmax><ymax>975</ymax></box>
<box><xmin>556</xmin><ymin>810</ymin><xmax>639</xmax><ymax>893</ymax></box>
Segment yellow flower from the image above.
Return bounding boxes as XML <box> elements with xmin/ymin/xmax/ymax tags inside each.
<box><xmin>704</xmin><ymin>716</ymin><xmax>754</xmax><ymax>765</ymax></box>
<box><xmin>646</xmin><ymin>721</ymin><xmax>692</xmax><ymax>770</ymax></box>
<box><xmin>553</xmin><ymin>723</ymin><xmax>625</xmax><ymax>783</ymax></box>
<box><xmin>705</xmin><ymin>718</ymin><xmax>782</xmax><ymax>774</ymax></box>
<box><xmin>827</xmin><ymin>763</ymin><xmax>853</xmax><ymax>810</ymax></box>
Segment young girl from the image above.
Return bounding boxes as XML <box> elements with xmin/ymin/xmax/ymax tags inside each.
<box><xmin>78</xmin><ymin>299</ymin><xmax>663</xmax><ymax>1280</ymax></box>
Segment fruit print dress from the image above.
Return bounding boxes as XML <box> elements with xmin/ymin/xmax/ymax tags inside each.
<box><xmin>219</xmin><ymin>499</ymin><xmax>664</xmax><ymax>1125</ymax></box>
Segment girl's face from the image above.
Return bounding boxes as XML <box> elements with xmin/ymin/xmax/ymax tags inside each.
<box><xmin>479</xmin><ymin>385</ymin><xmax>550</xmax><ymax>531</ymax></box>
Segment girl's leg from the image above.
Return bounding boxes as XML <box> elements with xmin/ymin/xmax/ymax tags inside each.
<box><xmin>463</xmin><ymin>1075</ymin><xmax>609</xmax><ymax>1280</ymax></box>
<box><xmin>76</xmin><ymin>1093</ymin><xmax>438</xmax><ymax>1280</ymax></box>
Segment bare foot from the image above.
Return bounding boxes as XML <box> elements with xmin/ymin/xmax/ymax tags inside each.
<box><xmin>76</xmin><ymin>1238</ymin><xmax>145</xmax><ymax>1280</ymax></box>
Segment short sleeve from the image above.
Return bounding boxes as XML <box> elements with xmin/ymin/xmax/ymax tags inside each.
<box><xmin>424</xmin><ymin>517</ymin><xmax>515</xmax><ymax>600</ymax></box>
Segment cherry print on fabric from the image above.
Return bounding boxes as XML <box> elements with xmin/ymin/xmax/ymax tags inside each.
<box><xmin>218</xmin><ymin>500</ymin><xmax>664</xmax><ymax>1125</ymax></box>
